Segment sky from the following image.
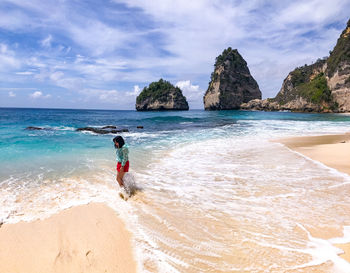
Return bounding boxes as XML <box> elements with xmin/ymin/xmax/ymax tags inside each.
<box><xmin>0</xmin><ymin>0</ymin><xmax>349</xmax><ymax>110</ymax></box>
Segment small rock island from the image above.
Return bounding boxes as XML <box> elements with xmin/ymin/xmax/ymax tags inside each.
<box><xmin>136</xmin><ymin>79</ymin><xmax>189</xmax><ymax>111</ymax></box>
<box><xmin>203</xmin><ymin>47</ymin><xmax>262</xmax><ymax>110</ymax></box>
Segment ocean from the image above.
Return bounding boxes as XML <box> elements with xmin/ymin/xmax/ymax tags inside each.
<box><xmin>1</xmin><ymin>107</ymin><xmax>350</xmax><ymax>272</ymax></box>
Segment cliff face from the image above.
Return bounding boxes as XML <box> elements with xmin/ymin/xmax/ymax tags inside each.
<box><xmin>326</xmin><ymin>19</ymin><xmax>350</xmax><ymax>112</ymax></box>
<box><xmin>274</xmin><ymin>60</ymin><xmax>327</xmax><ymax>105</ymax></box>
<box><xmin>242</xmin><ymin>19</ymin><xmax>350</xmax><ymax>113</ymax></box>
<box><xmin>136</xmin><ymin>79</ymin><xmax>189</xmax><ymax>111</ymax></box>
<box><xmin>203</xmin><ymin>48</ymin><xmax>261</xmax><ymax>110</ymax></box>
<box><xmin>272</xmin><ymin>59</ymin><xmax>336</xmax><ymax>112</ymax></box>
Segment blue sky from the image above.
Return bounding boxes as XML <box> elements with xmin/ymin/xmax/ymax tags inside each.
<box><xmin>0</xmin><ymin>0</ymin><xmax>349</xmax><ymax>110</ymax></box>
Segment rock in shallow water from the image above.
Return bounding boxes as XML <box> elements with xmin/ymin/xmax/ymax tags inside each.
<box><xmin>101</xmin><ymin>125</ymin><xmax>117</xmax><ymax>129</ymax></box>
<box><xmin>76</xmin><ymin>127</ymin><xmax>129</xmax><ymax>134</ymax></box>
<box><xmin>25</xmin><ymin>126</ymin><xmax>51</xmax><ymax>131</ymax></box>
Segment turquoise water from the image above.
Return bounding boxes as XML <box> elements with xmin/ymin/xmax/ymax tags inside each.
<box><xmin>1</xmin><ymin>107</ymin><xmax>350</xmax><ymax>165</ymax></box>
<box><xmin>1</xmin><ymin>107</ymin><xmax>350</xmax><ymax>272</ymax></box>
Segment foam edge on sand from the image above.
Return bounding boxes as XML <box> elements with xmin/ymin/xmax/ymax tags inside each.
<box><xmin>275</xmin><ymin>133</ymin><xmax>350</xmax><ymax>266</ymax></box>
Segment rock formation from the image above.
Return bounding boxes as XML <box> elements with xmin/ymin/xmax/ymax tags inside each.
<box><xmin>242</xmin><ymin>18</ymin><xmax>350</xmax><ymax>113</ymax></box>
<box><xmin>136</xmin><ymin>79</ymin><xmax>189</xmax><ymax>111</ymax></box>
<box><xmin>76</xmin><ymin>127</ymin><xmax>129</xmax><ymax>134</ymax></box>
<box><xmin>326</xmin><ymin>18</ymin><xmax>350</xmax><ymax>112</ymax></box>
<box><xmin>203</xmin><ymin>47</ymin><xmax>262</xmax><ymax>110</ymax></box>
<box><xmin>25</xmin><ymin>126</ymin><xmax>51</xmax><ymax>130</ymax></box>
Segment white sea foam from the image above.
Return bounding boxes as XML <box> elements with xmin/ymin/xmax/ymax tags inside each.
<box><xmin>290</xmin><ymin>224</ymin><xmax>350</xmax><ymax>273</ymax></box>
<box><xmin>51</xmin><ymin>126</ymin><xmax>76</xmax><ymax>131</ymax></box>
<box><xmin>109</xmin><ymin>135</ymin><xmax>350</xmax><ymax>272</ymax></box>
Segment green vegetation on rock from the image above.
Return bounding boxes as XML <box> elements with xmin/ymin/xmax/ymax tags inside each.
<box><xmin>136</xmin><ymin>79</ymin><xmax>182</xmax><ymax>104</ymax></box>
<box><xmin>214</xmin><ymin>47</ymin><xmax>247</xmax><ymax>69</ymax></box>
<box><xmin>290</xmin><ymin>67</ymin><xmax>311</xmax><ymax>86</ymax></box>
<box><xmin>290</xmin><ymin>59</ymin><xmax>326</xmax><ymax>86</ymax></box>
<box><xmin>296</xmin><ymin>73</ymin><xmax>332</xmax><ymax>104</ymax></box>
<box><xmin>327</xmin><ymin>19</ymin><xmax>350</xmax><ymax>77</ymax></box>
<box><xmin>274</xmin><ymin>59</ymin><xmax>327</xmax><ymax>105</ymax></box>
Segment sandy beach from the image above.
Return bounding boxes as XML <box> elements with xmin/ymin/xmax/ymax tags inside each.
<box><xmin>277</xmin><ymin>133</ymin><xmax>350</xmax><ymax>176</ymax></box>
<box><xmin>277</xmin><ymin>133</ymin><xmax>350</xmax><ymax>264</ymax></box>
<box><xmin>0</xmin><ymin>203</ymin><xmax>137</xmax><ymax>273</ymax></box>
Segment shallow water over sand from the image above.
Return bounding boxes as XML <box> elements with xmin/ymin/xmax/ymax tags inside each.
<box><xmin>127</xmin><ymin>137</ymin><xmax>350</xmax><ymax>272</ymax></box>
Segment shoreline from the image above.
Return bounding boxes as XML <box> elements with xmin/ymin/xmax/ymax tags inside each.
<box><xmin>276</xmin><ymin>133</ymin><xmax>350</xmax><ymax>265</ymax></box>
<box><xmin>0</xmin><ymin>203</ymin><xmax>137</xmax><ymax>273</ymax></box>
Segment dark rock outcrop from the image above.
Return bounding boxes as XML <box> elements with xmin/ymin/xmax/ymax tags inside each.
<box><xmin>136</xmin><ymin>79</ymin><xmax>189</xmax><ymax>111</ymax></box>
<box><xmin>76</xmin><ymin>127</ymin><xmax>129</xmax><ymax>134</ymax></box>
<box><xmin>242</xmin><ymin>18</ymin><xmax>350</xmax><ymax>113</ymax></box>
<box><xmin>25</xmin><ymin>126</ymin><xmax>51</xmax><ymax>130</ymax></box>
<box><xmin>101</xmin><ymin>125</ymin><xmax>117</xmax><ymax>129</ymax></box>
<box><xmin>204</xmin><ymin>47</ymin><xmax>261</xmax><ymax>110</ymax></box>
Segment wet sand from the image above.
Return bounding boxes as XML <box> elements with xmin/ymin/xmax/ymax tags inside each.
<box><xmin>0</xmin><ymin>203</ymin><xmax>137</xmax><ymax>273</ymax></box>
<box><xmin>277</xmin><ymin>133</ymin><xmax>350</xmax><ymax>264</ymax></box>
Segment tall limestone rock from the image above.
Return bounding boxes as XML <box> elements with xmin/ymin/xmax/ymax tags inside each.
<box><xmin>136</xmin><ymin>79</ymin><xmax>189</xmax><ymax>111</ymax></box>
<box><xmin>241</xmin><ymin>18</ymin><xmax>350</xmax><ymax>113</ymax></box>
<box><xmin>203</xmin><ymin>48</ymin><xmax>262</xmax><ymax>110</ymax></box>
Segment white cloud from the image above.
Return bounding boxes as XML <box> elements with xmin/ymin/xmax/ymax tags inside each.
<box><xmin>98</xmin><ymin>90</ymin><xmax>119</xmax><ymax>102</ymax></box>
<box><xmin>41</xmin><ymin>34</ymin><xmax>53</xmax><ymax>48</ymax></box>
<box><xmin>53</xmin><ymin>77</ymin><xmax>85</xmax><ymax>90</ymax></box>
<box><xmin>176</xmin><ymin>80</ymin><xmax>199</xmax><ymax>92</ymax></box>
<box><xmin>8</xmin><ymin>91</ymin><xmax>16</xmax><ymax>97</ymax></box>
<box><xmin>277</xmin><ymin>0</ymin><xmax>349</xmax><ymax>25</ymax></box>
<box><xmin>16</xmin><ymin>71</ymin><xmax>34</xmax><ymax>75</ymax></box>
<box><xmin>30</xmin><ymin>91</ymin><xmax>51</xmax><ymax>99</ymax></box>
<box><xmin>79</xmin><ymin>88</ymin><xmax>120</xmax><ymax>103</ymax></box>
<box><xmin>77</xmin><ymin>87</ymin><xmax>140</xmax><ymax>109</ymax></box>
<box><xmin>50</xmin><ymin>71</ymin><xmax>64</xmax><ymax>81</ymax></box>
<box><xmin>30</xmin><ymin>91</ymin><xmax>43</xmax><ymax>98</ymax></box>
<box><xmin>0</xmin><ymin>9</ymin><xmax>33</xmax><ymax>30</ymax></box>
<box><xmin>126</xmin><ymin>85</ymin><xmax>141</xmax><ymax>96</ymax></box>
<box><xmin>176</xmin><ymin>80</ymin><xmax>203</xmax><ymax>108</ymax></box>
<box><xmin>0</xmin><ymin>43</ymin><xmax>21</xmax><ymax>71</ymax></box>
<box><xmin>67</xmin><ymin>21</ymin><xmax>130</xmax><ymax>56</ymax></box>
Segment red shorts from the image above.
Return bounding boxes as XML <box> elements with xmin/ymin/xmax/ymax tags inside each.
<box><xmin>117</xmin><ymin>161</ymin><xmax>129</xmax><ymax>172</ymax></box>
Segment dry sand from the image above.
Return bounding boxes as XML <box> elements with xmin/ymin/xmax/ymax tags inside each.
<box><xmin>0</xmin><ymin>203</ymin><xmax>137</xmax><ymax>273</ymax></box>
<box><xmin>277</xmin><ymin>133</ymin><xmax>350</xmax><ymax>176</ymax></box>
<box><xmin>277</xmin><ymin>133</ymin><xmax>350</xmax><ymax>264</ymax></box>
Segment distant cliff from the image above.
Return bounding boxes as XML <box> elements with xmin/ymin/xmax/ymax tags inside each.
<box><xmin>242</xmin><ymin>19</ymin><xmax>350</xmax><ymax>113</ymax></box>
<box><xmin>326</xmin><ymin>18</ymin><xmax>350</xmax><ymax>112</ymax></box>
<box><xmin>136</xmin><ymin>79</ymin><xmax>189</xmax><ymax>111</ymax></box>
<box><xmin>203</xmin><ymin>48</ymin><xmax>262</xmax><ymax>110</ymax></box>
